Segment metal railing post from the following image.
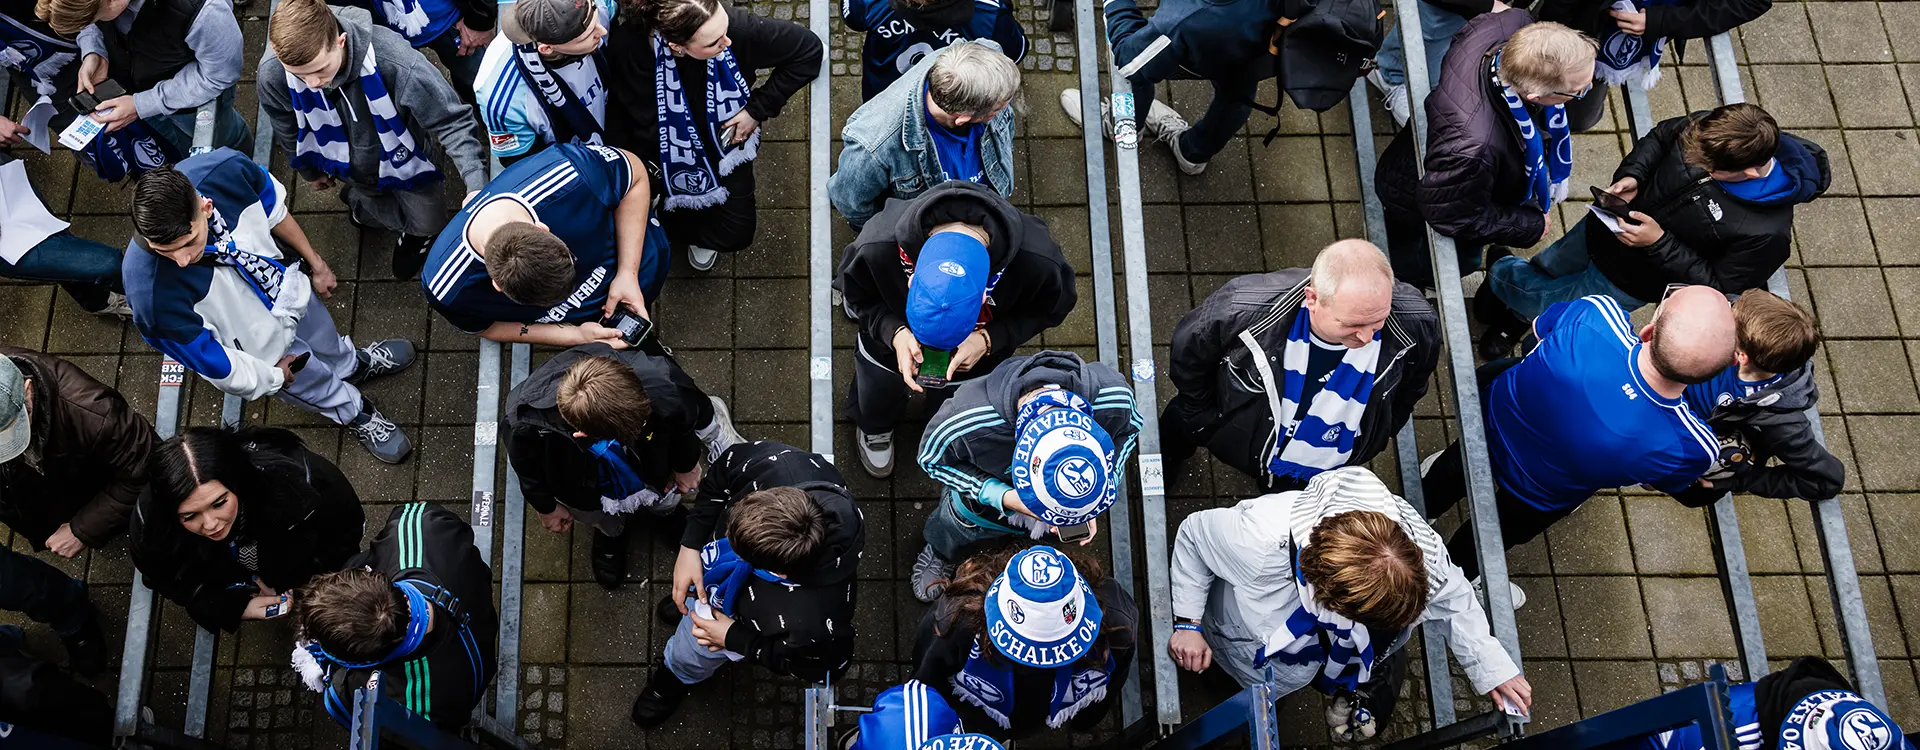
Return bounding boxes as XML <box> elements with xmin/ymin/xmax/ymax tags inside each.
<box><xmin>802</xmin><ymin>0</ymin><xmax>833</xmax><ymax>741</ymax></box>
<box><xmin>496</xmin><ymin>344</ymin><xmax>530</xmax><ymax>728</ymax></box>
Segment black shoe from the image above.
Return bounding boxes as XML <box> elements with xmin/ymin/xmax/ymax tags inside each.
<box><xmin>631</xmin><ymin>665</ymin><xmax>689</xmax><ymax>728</ymax></box>
<box><xmin>61</xmin><ymin>609</ymin><xmax>107</xmax><ymax>676</ymax></box>
<box><xmin>1481</xmin><ymin>244</ymin><xmax>1514</xmax><ymax>274</ymax></box>
<box><xmin>655</xmin><ymin>595</ymin><xmax>682</xmax><ymax>627</ymax></box>
<box><xmin>1477</xmin><ymin>327</ymin><xmax>1523</xmax><ymax>361</ymax></box>
<box><xmin>391</xmin><ymin>234</ymin><xmax>434</xmax><ymax>280</ymax></box>
<box><xmin>591</xmin><ymin>529</ymin><xmax>627</xmax><ymax>589</ymax></box>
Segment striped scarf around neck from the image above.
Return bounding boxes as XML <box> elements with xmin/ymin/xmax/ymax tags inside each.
<box><xmin>287</xmin><ymin>43</ymin><xmax>440</xmax><ymax>193</ymax></box>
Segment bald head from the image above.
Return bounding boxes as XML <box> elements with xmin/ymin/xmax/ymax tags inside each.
<box><xmin>1304</xmin><ymin>239</ymin><xmax>1396</xmax><ymax>348</ymax></box>
<box><xmin>1645</xmin><ymin>286</ymin><xmax>1737</xmax><ymax>385</ymax></box>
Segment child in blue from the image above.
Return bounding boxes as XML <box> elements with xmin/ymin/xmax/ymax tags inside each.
<box><xmin>1672</xmin><ymin>290</ymin><xmax>1842</xmax><ymax>506</ymax></box>
<box><xmin>1613</xmin><ymin>656</ymin><xmax>1910</xmax><ymax>750</ymax></box>
<box><xmin>841</xmin><ymin>0</ymin><xmax>1025</xmax><ymax>101</ymax></box>
<box><xmin>420</xmin><ymin>142</ymin><xmax>670</xmax><ymax>347</ymax></box>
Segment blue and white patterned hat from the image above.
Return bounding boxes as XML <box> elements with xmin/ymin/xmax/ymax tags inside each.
<box><xmin>982</xmin><ymin>546</ymin><xmax>1104</xmax><ymax>669</ymax></box>
<box><xmin>920</xmin><ymin>734</ymin><xmax>1005</xmax><ymax>750</ymax></box>
<box><xmin>1780</xmin><ymin>690</ymin><xmax>1914</xmax><ymax>750</ymax></box>
<box><xmin>1010</xmin><ymin>389</ymin><xmax>1117</xmax><ymax>528</ymax></box>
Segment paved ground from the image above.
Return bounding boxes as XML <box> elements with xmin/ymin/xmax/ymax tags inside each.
<box><xmin>3</xmin><ymin>0</ymin><xmax>1920</xmax><ymax>746</ymax></box>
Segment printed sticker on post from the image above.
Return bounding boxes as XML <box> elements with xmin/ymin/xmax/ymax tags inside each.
<box><xmin>158</xmin><ymin>360</ymin><xmax>186</xmax><ymax>387</ymax></box>
<box><xmin>811</xmin><ymin>356</ymin><xmax>832</xmax><ymax>381</ymax></box>
<box><xmin>1138</xmin><ymin>453</ymin><xmax>1165</xmax><ymax>495</ymax></box>
<box><xmin>1131</xmin><ymin>357</ymin><xmax>1156</xmax><ymax>383</ymax></box>
<box><xmin>471</xmin><ymin>490</ymin><xmax>494</xmax><ymax>527</ymax></box>
<box><xmin>57</xmin><ymin>115</ymin><xmax>105</xmax><ymax>152</ymax></box>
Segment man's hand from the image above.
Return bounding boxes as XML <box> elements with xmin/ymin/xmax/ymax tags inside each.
<box><xmin>276</xmin><ymin>354</ymin><xmax>299</xmax><ymax>386</ymax></box>
<box><xmin>673</xmin><ymin>463</ymin><xmax>704</xmax><ymax>494</ymax></box>
<box><xmin>0</xmin><ymin>117</ymin><xmax>29</xmax><ymax>147</ymax></box>
<box><xmin>307</xmin><ymin>175</ymin><xmax>337</xmax><ymax>192</ymax></box>
<box><xmin>1616</xmin><ymin>211</ymin><xmax>1666</xmax><ymax>247</ymax></box>
<box><xmin>252</xmin><ymin>576</ymin><xmax>279</xmax><ymax>598</ymax></box>
<box><xmin>1489</xmin><ymin>0</ymin><xmax>1512</xmax><ymax>10</ymax></box>
<box><xmin>602</xmin><ymin>272</ymin><xmax>647</xmax><ymax>319</ymax></box>
<box><xmin>1610</xmin><ymin>7</ymin><xmax>1648</xmax><ymax>34</ymax></box>
<box><xmin>537</xmin><ymin>504</ymin><xmax>574</xmax><ymax>534</ymax></box>
<box><xmin>1054</xmin><ymin>517</ymin><xmax>1098</xmax><ymax>545</ymax></box>
<box><xmin>77</xmin><ymin>53</ymin><xmax>108</xmax><ymax>94</ymax></box>
<box><xmin>455</xmin><ymin>20</ymin><xmax>495</xmax><ymax>55</ymax></box>
<box><xmin>91</xmin><ymin>95</ymin><xmax>139</xmax><ymax>132</ymax></box>
<box><xmin>892</xmin><ymin>326</ymin><xmax>925</xmax><ymax>394</ymax></box>
<box><xmin>463</xmin><ymin>190</ymin><xmax>480</xmax><ymax>207</ymax></box>
<box><xmin>1605</xmin><ymin>176</ymin><xmax>1640</xmax><ymax>203</ymax></box>
<box><xmin>691</xmin><ymin>608</ymin><xmax>735</xmax><ymax>651</ymax></box>
<box><xmin>1488</xmin><ymin>674</ymin><xmax>1534</xmax><ymax>715</ymax></box>
<box><xmin>575</xmin><ymin>321</ymin><xmax>630</xmax><ymax>349</ymax></box>
<box><xmin>947</xmin><ymin>330</ymin><xmax>989</xmax><ymax>379</ymax></box>
<box><xmin>45</xmin><ymin>524</ymin><xmax>84</xmax><ymax>558</ymax></box>
<box><xmin>672</xmin><ymin>546</ymin><xmax>705</xmax><ymax>616</ymax></box>
<box><xmin>1697</xmin><ymin>477</ymin><xmax>1716</xmax><ymax>489</ymax></box>
<box><xmin>720</xmin><ymin>110</ymin><xmax>759</xmax><ymax>145</ymax></box>
<box><xmin>308</xmin><ymin>263</ymin><xmax>338</xmax><ymax>299</ymax></box>
<box><xmin>242</xmin><ymin>592</ymin><xmax>291</xmax><ymax>621</ymax></box>
<box><xmin>1537</xmin><ymin>211</ymin><xmax>1553</xmax><ymax>244</ymax></box>
<box><xmin>1169</xmin><ymin>628</ymin><xmax>1212</xmax><ymax>672</ymax></box>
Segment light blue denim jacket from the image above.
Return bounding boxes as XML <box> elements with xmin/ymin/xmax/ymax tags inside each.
<box><xmin>828</xmin><ymin>43</ymin><xmax>1017</xmax><ymax>227</ymax></box>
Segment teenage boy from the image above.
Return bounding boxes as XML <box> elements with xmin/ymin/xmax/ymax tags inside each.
<box><xmin>1673</xmin><ymin>290</ymin><xmax>1842</xmax><ymax>505</ymax></box>
<box><xmin>39</xmin><ymin>0</ymin><xmax>251</xmax><ymax>164</ymax></box>
<box><xmin>124</xmin><ymin>155</ymin><xmax>417</xmax><ymax>463</ymax></box>
<box><xmin>294</xmin><ymin>503</ymin><xmax>498</xmax><ymax>729</ymax></box>
<box><xmin>260</xmin><ymin>0</ymin><xmax>490</xmax><ymax>281</ymax></box>
<box><xmin>421</xmin><ymin>141</ymin><xmax>671</xmax><ymax>346</ymax></box>
<box><xmin>841</xmin><ymin>0</ymin><xmax>1025</xmax><ymax>101</ymax></box>
<box><xmin>635</xmin><ymin>440</ymin><xmax>864</xmax><ymax>727</ymax></box>
<box><xmin>474</xmin><ymin>0</ymin><xmax>613</xmax><ymax>165</ymax></box>
<box><xmin>911</xmin><ymin>350</ymin><xmax>1139</xmax><ymax>603</ymax></box>
<box><xmin>834</xmin><ymin>180</ymin><xmax>1077</xmax><ymax>479</ymax></box>
<box><xmin>503</xmin><ymin>343</ymin><xmax>744</xmax><ymax>588</ymax></box>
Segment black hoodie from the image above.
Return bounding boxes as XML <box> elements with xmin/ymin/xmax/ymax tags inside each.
<box><xmin>1591</xmin><ymin>112</ymin><xmax>1831</xmax><ymax>303</ymax></box>
<box><xmin>681</xmin><ymin>440</ymin><xmax>864</xmax><ymax>683</ymax></box>
<box><xmin>130</xmin><ymin>429</ymin><xmax>364</xmax><ymax>633</ymax></box>
<box><xmin>834</xmin><ymin>180</ymin><xmax>1078</xmax><ymax>368</ymax></box>
<box><xmin>502</xmin><ymin>343</ymin><xmax>714</xmax><ymax>515</ymax></box>
<box><xmin>1670</xmin><ymin>360</ymin><xmax>1843</xmax><ymax>506</ymax></box>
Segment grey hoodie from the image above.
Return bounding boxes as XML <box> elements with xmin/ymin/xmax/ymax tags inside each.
<box><xmin>257</xmin><ymin>8</ymin><xmax>489</xmax><ymax>198</ymax></box>
<box><xmin>917</xmin><ymin>351</ymin><xmax>1141</xmax><ymax>525</ymax></box>
<box><xmin>1672</xmin><ymin>360</ymin><xmax>1844</xmax><ymax>505</ymax></box>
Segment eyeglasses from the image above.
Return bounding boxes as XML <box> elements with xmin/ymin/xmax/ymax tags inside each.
<box><xmin>1550</xmin><ymin>81</ymin><xmax>1594</xmax><ymax>100</ymax></box>
<box><xmin>1661</xmin><ymin>283</ymin><xmax>1688</xmax><ymax>302</ymax></box>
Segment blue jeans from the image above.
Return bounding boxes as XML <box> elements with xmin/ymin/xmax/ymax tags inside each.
<box><xmin>0</xmin><ymin>231</ymin><xmax>124</xmax><ymax>312</ymax></box>
<box><xmin>0</xmin><ymin>548</ymin><xmax>92</xmax><ymax>637</ymax></box>
<box><xmin>1374</xmin><ymin>0</ymin><xmax>1470</xmax><ymax>88</ymax></box>
<box><xmin>1486</xmin><ymin>216</ymin><xmax>1651</xmax><ymax>319</ymax></box>
<box><xmin>146</xmin><ymin>87</ymin><xmax>251</xmax><ymax>156</ymax></box>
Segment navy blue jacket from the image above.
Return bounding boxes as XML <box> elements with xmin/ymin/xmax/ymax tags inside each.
<box><xmin>842</xmin><ymin>0</ymin><xmax>1026</xmax><ymax>101</ymax></box>
<box><xmin>1105</xmin><ymin>0</ymin><xmax>1283</xmax><ymax>104</ymax></box>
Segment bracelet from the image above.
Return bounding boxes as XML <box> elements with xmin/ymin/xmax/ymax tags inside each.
<box><xmin>1174</xmin><ymin>622</ymin><xmax>1203</xmax><ymax>634</ymax></box>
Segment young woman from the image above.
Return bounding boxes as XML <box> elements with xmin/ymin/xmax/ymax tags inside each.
<box><xmin>131</xmin><ymin>426</ymin><xmax>366</xmax><ymax>633</ymax></box>
<box><xmin>911</xmin><ymin>545</ymin><xmax>1138</xmax><ymax>741</ymax></box>
<box><xmin>603</xmin><ymin>0</ymin><xmax>822</xmax><ymax>271</ymax></box>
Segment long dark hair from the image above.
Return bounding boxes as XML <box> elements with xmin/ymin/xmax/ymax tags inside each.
<box><xmin>631</xmin><ymin>0</ymin><xmax>723</xmax><ymax>45</ymax></box>
<box><xmin>146</xmin><ymin>426</ymin><xmax>315</xmax><ymax>540</ymax></box>
<box><xmin>937</xmin><ymin>543</ymin><xmax>1131</xmax><ymax>670</ymax></box>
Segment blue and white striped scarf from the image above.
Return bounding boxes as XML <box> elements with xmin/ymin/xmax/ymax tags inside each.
<box><xmin>1253</xmin><ymin>543</ymin><xmax>1376</xmax><ymax>694</ymax></box>
<box><xmin>1595</xmin><ymin>0</ymin><xmax>1679</xmax><ymax>89</ymax></box>
<box><xmin>207</xmin><ymin>238</ymin><xmax>307</xmax><ymax>319</ymax></box>
<box><xmin>1495</xmin><ymin>53</ymin><xmax>1572</xmax><ymax>213</ymax></box>
<box><xmin>286</xmin><ymin>44</ymin><xmax>440</xmax><ymax>193</ymax></box>
<box><xmin>652</xmin><ymin>31</ymin><xmax>758</xmax><ymax>211</ymax></box>
<box><xmin>1263</xmin><ymin>310</ymin><xmax>1380</xmax><ymax>482</ymax></box>
<box><xmin>952</xmin><ymin>641</ymin><xmax>1113</xmax><ymax>729</ymax></box>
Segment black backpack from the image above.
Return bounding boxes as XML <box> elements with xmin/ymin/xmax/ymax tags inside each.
<box><xmin>1249</xmin><ymin>0</ymin><xmax>1386</xmax><ymax>139</ymax></box>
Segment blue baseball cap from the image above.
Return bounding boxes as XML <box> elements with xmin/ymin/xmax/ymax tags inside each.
<box><xmin>1780</xmin><ymin>690</ymin><xmax>1914</xmax><ymax>750</ymax></box>
<box><xmin>905</xmin><ymin>231</ymin><xmax>991</xmax><ymax>351</ymax></box>
<box><xmin>1011</xmin><ymin>389</ymin><xmax>1117</xmax><ymax>528</ymax></box>
<box><xmin>983</xmin><ymin>546</ymin><xmax>1104</xmax><ymax>669</ymax></box>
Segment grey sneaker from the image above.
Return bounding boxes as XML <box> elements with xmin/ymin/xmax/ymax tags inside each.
<box><xmin>1059</xmin><ymin>87</ymin><xmax>1188</xmax><ymax>141</ymax></box>
<box><xmin>1367</xmin><ymin>69</ymin><xmax>1411</xmax><ymax>128</ymax></box>
<box><xmin>911</xmin><ymin>544</ymin><xmax>956</xmax><ymax>603</ymax></box>
<box><xmin>94</xmin><ymin>292</ymin><xmax>134</xmax><ymax>320</ymax></box>
<box><xmin>346</xmin><ymin>339</ymin><xmax>416</xmax><ymax>385</ymax></box>
<box><xmin>700</xmin><ymin>395</ymin><xmax>746</xmax><ymax>461</ymax></box>
<box><xmin>687</xmin><ymin>245</ymin><xmax>719</xmax><ymax>272</ymax></box>
<box><xmin>858</xmin><ymin>429</ymin><xmax>894</xmax><ymax>479</ymax></box>
<box><xmin>1163</xmin><ymin>128</ymin><xmax>1208</xmax><ymax>175</ymax></box>
<box><xmin>348</xmin><ymin>397</ymin><xmax>412</xmax><ymax>464</ymax></box>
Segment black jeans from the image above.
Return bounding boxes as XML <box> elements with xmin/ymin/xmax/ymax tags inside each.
<box><xmin>0</xmin><ymin>548</ymin><xmax>92</xmax><ymax>637</ymax></box>
<box><xmin>659</xmin><ymin>162</ymin><xmax>758</xmax><ymax>254</ymax></box>
<box><xmin>1384</xmin><ymin>201</ymin><xmax>1483</xmax><ymax>293</ymax></box>
<box><xmin>1417</xmin><ymin>357</ymin><xmax>1570</xmax><ymax>579</ymax></box>
<box><xmin>846</xmin><ymin>329</ymin><xmax>973</xmax><ymax>435</ymax></box>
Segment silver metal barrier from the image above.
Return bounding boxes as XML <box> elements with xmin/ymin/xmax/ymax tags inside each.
<box><xmin>496</xmin><ymin>343</ymin><xmax>531</xmax><ymax>729</ymax></box>
<box><xmin>801</xmin><ymin>0</ymin><xmax>834</xmax><ymax>735</ymax></box>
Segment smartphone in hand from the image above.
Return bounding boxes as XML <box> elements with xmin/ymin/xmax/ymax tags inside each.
<box><xmin>601</xmin><ymin>305</ymin><xmax>655</xmax><ymax>349</ymax></box>
<box><xmin>916</xmin><ymin>348</ymin><xmax>952</xmax><ymax>389</ymax></box>
<box><xmin>1589</xmin><ymin>186</ymin><xmax>1638</xmax><ymax>222</ymax></box>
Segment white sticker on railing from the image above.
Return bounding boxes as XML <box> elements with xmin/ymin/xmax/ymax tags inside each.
<box><xmin>159</xmin><ymin>360</ymin><xmax>186</xmax><ymax>387</ymax></box>
<box><xmin>474</xmin><ymin>422</ymin><xmax>498</xmax><ymax>446</ymax></box>
<box><xmin>471</xmin><ymin>490</ymin><xmax>494</xmax><ymax>527</ymax></box>
<box><xmin>1138</xmin><ymin>453</ymin><xmax>1165</xmax><ymax>495</ymax></box>
<box><xmin>1131</xmin><ymin>357</ymin><xmax>1156</xmax><ymax>382</ymax></box>
<box><xmin>811</xmin><ymin>357</ymin><xmax>832</xmax><ymax>381</ymax></box>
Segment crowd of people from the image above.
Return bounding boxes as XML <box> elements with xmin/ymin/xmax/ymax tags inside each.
<box><xmin>0</xmin><ymin>0</ymin><xmax>1901</xmax><ymax>742</ymax></box>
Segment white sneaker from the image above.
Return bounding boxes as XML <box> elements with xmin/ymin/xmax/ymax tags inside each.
<box><xmin>832</xmin><ymin>288</ymin><xmax>856</xmax><ymax>321</ymax></box>
<box><xmin>1420</xmin><ymin>451</ymin><xmax>1444</xmax><ymax>479</ymax></box>
<box><xmin>94</xmin><ymin>292</ymin><xmax>133</xmax><ymax>320</ymax></box>
<box><xmin>1367</xmin><ymin>69</ymin><xmax>1411</xmax><ymax>128</ymax></box>
<box><xmin>699</xmin><ymin>396</ymin><xmax>746</xmax><ymax>461</ymax></box>
<box><xmin>858</xmin><ymin>429</ymin><xmax>894</xmax><ymax>479</ymax></box>
<box><xmin>687</xmin><ymin>245</ymin><xmax>719</xmax><ymax>271</ymax></box>
<box><xmin>1471</xmin><ymin>577</ymin><xmax>1528</xmax><ymax>610</ymax></box>
<box><xmin>1164</xmin><ymin>130</ymin><xmax>1208</xmax><ymax>176</ymax></box>
<box><xmin>1059</xmin><ymin>87</ymin><xmax>1188</xmax><ymax>141</ymax></box>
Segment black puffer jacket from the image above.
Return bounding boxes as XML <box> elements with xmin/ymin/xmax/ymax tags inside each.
<box><xmin>834</xmin><ymin>180</ymin><xmax>1077</xmax><ymax>369</ymax></box>
<box><xmin>1534</xmin><ymin>0</ymin><xmax>1769</xmax><ymax>62</ymax></box>
<box><xmin>681</xmin><ymin>440</ymin><xmax>863</xmax><ymax>682</ymax></box>
<box><xmin>1376</xmin><ymin>10</ymin><xmax>1546</xmax><ymax>250</ymax></box>
<box><xmin>1588</xmin><ymin>112</ymin><xmax>1829</xmax><ymax>302</ymax></box>
<box><xmin>1670</xmin><ymin>360</ymin><xmax>1843</xmax><ymax>506</ymax></box>
<box><xmin>1167</xmin><ymin>269</ymin><xmax>1439</xmax><ymax>485</ymax></box>
<box><xmin>502</xmin><ymin>343</ymin><xmax>713</xmax><ymax>516</ymax></box>
<box><xmin>130</xmin><ymin>430</ymin><xmax>365</xmax><ymax>633</ymax></box>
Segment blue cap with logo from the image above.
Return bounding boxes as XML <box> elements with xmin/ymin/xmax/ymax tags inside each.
<box><xmin>1011</xmin><ymin>388</ymin><xmax>1116</xmax><ymax>528</ymax></box>
<box><xmin>1780</xmin><ymin>690</ymin><xmax>1914</xmax><ymax>750</ymax></box>
<box><xmin>983</xmin><ymin>546</ymin><xmax>1104</xmax><ymax>669</ymax></box>
<box><xmin>905</xmin><ymin>231</ymin><xmax>991</xmax><ymax>351</ymax></box>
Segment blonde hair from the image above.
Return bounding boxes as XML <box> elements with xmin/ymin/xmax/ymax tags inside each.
<box><xmin>1298</xmin><ymin>510</ymin><xmax>1429</xmax><ymax>631</ymax></box>
<box><xmin>35</xmin><ymin>0</ymin><xmax>102</xmax><ymax>38</ymax></box>
<box><xmin>1500</xmin><ymin>22</ymin><xmax>1597</xmax><ymax>97</ymax></box>
<box><xmin>269</xmin><ymin>0</ymin><xmax>344</xmax><ymax>68</ymax></box>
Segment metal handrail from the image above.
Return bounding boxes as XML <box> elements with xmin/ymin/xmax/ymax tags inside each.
<box><xmin>800</xmin><ymin>0</ymin><xmax>835</xmax><ymax>735</ymax></box>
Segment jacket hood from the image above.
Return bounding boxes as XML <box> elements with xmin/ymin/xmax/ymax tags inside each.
<box><xmin>787</xmin><ymin>483</ymin><xmax>865</xmax><ymax>587</ymax></box>
<box><xmin>1762</xmin><ymin>134</ymin><xmax>1830</xmax><ymax>205</ymax></box>
<box><xmin>1732</xmin><ymin>359</ymin><xmax>1818</xmax><ymax>413</ymax></box>
<box><xmin>325</xmin><ymin>7</ymin><xmax>376</xmax><ymax>91</ymax></box>
<box><xmin>984</xmin><ymin>350</ymin><xmax>1099</xmax><ymax>419</ymax></box>
<box><xmin>893</xmin><ymin>180</ymin><xmax>1025</xmax><ymax>273</ymax></box>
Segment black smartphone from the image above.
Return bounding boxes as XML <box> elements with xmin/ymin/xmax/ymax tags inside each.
<box><xmin>601</xmin><ymin>305</ymin><xmax>655</xmax><ymax>348</ymax></box>
<box><xmin>1055</xmin><ymin>522</ymin><xmax>1092</xmax><ymax>543</ymax></box>
<box><xmin>916</xmin><ymin>348</ymin><xmax>952</xmax><ymax>389</ymax></box>
<box><xmin>70</xmin><ymin>79</ymin><xmax>127</xmax><ymax>115</ymax></box>
<box><xmin>1589</xmin><ymin>186</ymin><xmax>1634</xmax><ymax>217</ymax></box>
<box><xmin>288</xmin><ymin>351</ymin><xmax>312</xmax><ymax>375</ymax></box>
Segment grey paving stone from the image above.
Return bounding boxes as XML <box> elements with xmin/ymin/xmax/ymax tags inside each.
<box><xmin>1808</xmin><ymin>2</ymin><xmax>1895</xmax><ymax>62</ymax></box>
<box><xmin>1847</xmin><ymin>415</ymin><xmax>1920</xmax><ymax>490</ymax></box>
<box><xmin>1831</xmin><ymin>64</ymin><xmax>1916</xmax><ymax>128</ymax></box>
<box><xmin>1805</xmin><ymin>267</ymin><xmax>1897</xmax><ymax>338</ymax></box>
<box><xmin>1175</xmin><ymin>137</ymin><xmax>1257</xmax><ymax>205</ymax></box>
<box><xmin>1572</xmin><ymin>660</ymin><xmax>1661</xmax><ymax>718</ymax></box>
<box><xmin>733</xmin><ymin>279</ymin><xmax>807</xmax><ymax>348</ymax></box>
<box><xmin>1793</xmin><ymin>197</ymin><xmax>1879</xmax><ymax>266</ymax></box>
<box><xmin>1752</xmin><ymin>65</ymin><xmax>1841</xmax><ymax>129</ymax></box>
<box><xmin>1739</xmin><ymin>2</ymin><xmax>1823</xmax><ymax>63</ymax></box>
<box><xmin>1752</xmin><ymin>574</ymin><xmax>1827</xmax><ymax>657</ymax></box>
<box><xmin>1547</xmin><ymin>497</ymin><xmax>1638</xmax><ymax>575</ymax></box>
<box><xmin>1825</xmin><ymin>339</ymin><xmax>1920</xmax><ymax>412</ymax></box>
<box><xmin>1182</xmin><ymin>204</ymin><xmax>1264</xmax><ymax>273</ymax></box>
<box><xmin>563</xmin><ymin>666</ymin><xmax>645</xmax><ymax>747</ymax></box>
<box><xmin>1739</xmin><ymin>497</ymin><xmax>1810</xmax><ymax>574</ymax></box>
<box><xmin>1025</xmin><ymin>138</ymin><xmax>1090</xmax><ymax>206</ymax></box>
<box><xmin>1557</xmin><ymin>576</ymin><xmax>1654</xmax><ymax>659</ymax></box>
<box><xmin>1844</xmin><ymin>129</ymin><xmax>1920</xmax><ymax>195</ymax></box>
<box><xmin>659</xmin><ymin>277</ymin><xmax>736</xmax><ymax>351</ymax></box>
<box><xmin>1865</xmin><ymin>199</ymin><xmax>1920</xmax><ymax>266</ymax></box>
<box><xmin>1643</xmin><ymin>577</ymin><xmax>1738</xmax><ymax>658</ymax></box>
<box><xmin>1250</xmin><ymin>136</ymin><xmax>1331</xmax><ymax>203</ymax></box>
<box><xmin>1514</xmin><ymin>575</ymin><xmax>1569</xmax><ymax>658</ymax></box>
<box><xmin>1258</xmin><ymin>203</ymin><xmax>1340</xmax><ymax>271</ymax></box>
<box><xmin>1623</xmin><ymin>497</ymin><xmax>1718</xmax><ymax>575</ymax></box>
